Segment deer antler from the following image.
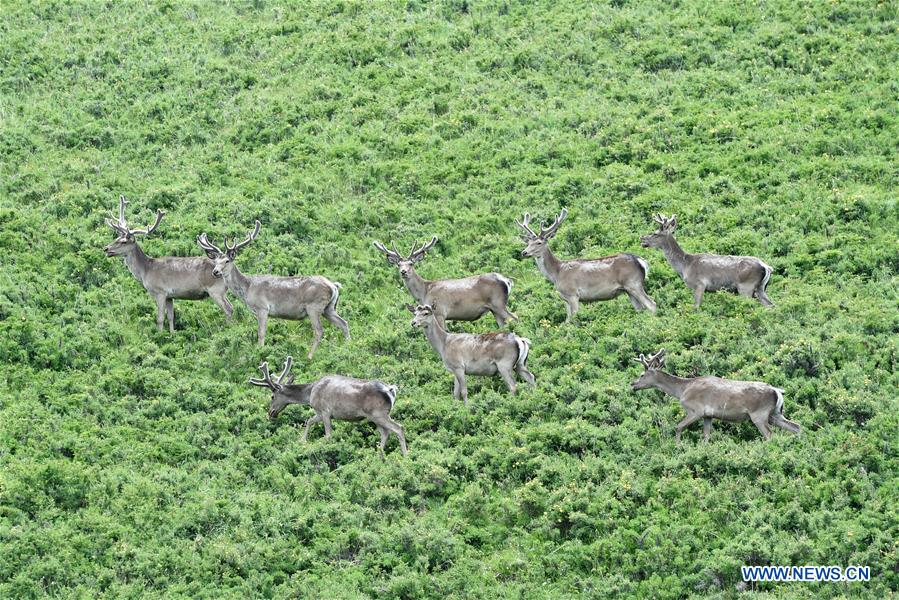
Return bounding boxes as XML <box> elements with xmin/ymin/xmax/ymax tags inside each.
<box><xmin>106</xmin><ymin>195</ymin><xmax>130</xmax><ymax>235</ymax></box>
<box><xmin>249</xmin><ymin>361</ymin><xmax>279</xmax><ymax>389</ymax></box>
<box><xmin>634</xmin><ymin>348</ymin><xmax>667</xmax><ymax>370</ymax></box>
<box><xmin>652</xmin><ymin>214</ymin><xmax>677</xmax><ymax>232</ymax></box>
<box><xmin>515</xmin><ymin>212</ymin><xmax>538</xmax><ymax>240</ymax></box>
<box><xmin>276</xmin><ymin>356</ymin><xmax>293</xmax><ymax>385</ymax></box>
<box><xmin>373</xmin><ymin>240</ymin><xmax>404</xmax><ymax>265</ymax></box>
<box><xmin>197</xmin><ymin>233</ymin><xmax>225</xmax><ymax>257</ymax></box>
<box><xmin>130</xmin><ymin>209</ymin><xmax>166</xmax><ymax>236</ymax></box>
<box><xmin>408</xmin><ymin>236</ymin><xmax>438</xmax><ymax>263</ymax></box>
<box><xmin>106</xmin><ymin>195</ymin><xmax>164</xmax><ymax>236</ymax></box>
<box><xmin>539</xmin><ymin>208</ymin><xmax>567</xmax><ymax>240</ymax></box>
<box><xmin>226</xmin><ymin>220</ymin><xmax>261</xmax><ymax>254</ymax></box>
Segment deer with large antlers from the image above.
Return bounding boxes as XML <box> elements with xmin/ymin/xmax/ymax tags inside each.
<box><xmin>197</xmin><ymin>222</ymin><xmax>349</xmax><ymax>358</ymax></box>
<box><xmin>104</xmin><ymin>195</ymin><xmax>232</xmax><ymax>332</ymax></box>
<box><xmin>641</xmin><ymin>214</ymin><xmax>774</xmax><ymax>308</ymax></box>
<box><xmin>409</xmin><ymin>304</ymin><xmax>535</xmax><ymax>408</ymax></box>
<box><xmin>249</xmin><ymin>356</ymin><xmax>407</xmax><ymax>456</ymax></box>
<box><xmin>374</xmin><ymin>237</ymin><xmax>517</xmax><ymax>329</ymax></box>
<box><xmin>516</xmin><ymin>208</ymin><xmax>657</xmax><ymax>321</ymax></box>
<box><xmin>631</xmin><ymin>349</ymin><xmax>801</xmax><ymax>442</ymax></box>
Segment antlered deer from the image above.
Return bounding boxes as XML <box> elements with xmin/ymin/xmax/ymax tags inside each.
<box><xmin>631</xmin><ymin>349</ymin><xmax>800</xmax><ymax>442</ymax></box>
<box><xmin>374</xmin><ymin>237</ymin><xmax>516</xmax><ymax>328</ymax></box>
<box><xmin>197</xmin><ymin>222</ymin><xmax>349</xmax><ymax>358</ymax></box>
<box><xmin>516</xmin><ymin>208</ymin><xmax>656</xmax><ymax>321</ymax></box>
<box><xmin>640</xmin><ymin>214</ymin><xmax>774</xmax><ymax>308</ymax></box>
<box><xmin>409</xmin><ymin>304</ymin><xmax>535</xmax><ymax>407</ymax></box>
<box><xmin>249</xmin><ymin>356</ymin><xmax>407</xmax><ymax>456</ymax></box>
<box><xmin>104</xmin><ymin>195</ymin><xmax>232</xmax><ymax>332</ymax></box>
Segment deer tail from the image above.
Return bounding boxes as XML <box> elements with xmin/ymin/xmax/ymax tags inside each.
<box><xmin>515</xmin><ymin>336</ymin><xmax>531</xmax><ymax>370</ymax></box>
<box><xmin>628</xmin><ymin>254</ymin><xmax>650</xmax><ymax>280</ymax></box>
<box><xmin>773</xmin><ymin>387</ymin><xmax>785</xmax><ymax>415</ymax></box>
<box><xmin>495</xmin><ymin>273</ymin><xmax>513</xmax><ymax>298</ymax></box>
<box><xmin>327</xmin><ymin>281</ymin><xmax>342</xmax><ymax>311</ymax></box>
<box><xmin>375</xmin><ymin>382</ymin><xmax>398</xmax><ymax>409</ymax></box>
<box><xmin>759</xmin><ymin>261</ymin><xmax>773</xmax><ymax>291</ymax></box>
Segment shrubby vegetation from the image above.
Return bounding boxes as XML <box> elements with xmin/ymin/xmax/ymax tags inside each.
<box><xmin>1</xmin><ymin>1</ymin><xmax>896</xmax><ymax>597</ymax></box>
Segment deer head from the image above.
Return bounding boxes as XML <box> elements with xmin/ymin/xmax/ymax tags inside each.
<box><xmin>373</xmin><ymin>237</ymin><xmax>438</xmax><ymax>279</ymax></box>
<box><xmin>104</xmin><ymin>195</ymin><xmax>165</xmax><ymax>257</ymax></box>
<box><xmin>631</xmin><ymin>349</ymin><xmax>667</xmax><ymax>390</ymax></box>
<box><xmin>407</xmin><ymin>303</ymin><xmax>437</xmax><ymax>328</ymax></box>
<box><xmin>640</xmin><ymin>214</ymin><xmax>677</xmax><ymax>249</ymax></box>
<box><xmin>197</xmin><ymin>220</ymin><xmax>261</xmax><ymax>277</ymax></box>
<box><xmin>516</xmin><ymin>208</ymin><xmax>567</xmax><ymax>257</ymax></box>
<box><xmin>248</xmin><ymin>356</ymin><xmax>299</xmax><ymax>419</ymax></box>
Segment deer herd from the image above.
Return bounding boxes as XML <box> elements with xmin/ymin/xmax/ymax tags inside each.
<box><xmin>105</xmin><ymin>196</ymin><xmax>799</xmax><ymax>457</ymax></box>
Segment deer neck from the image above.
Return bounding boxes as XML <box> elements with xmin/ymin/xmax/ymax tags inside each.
<box><xmin>285</xmin><ymin>383</ymin><xmax>313</xmax><ymax>405</ymax></box>
<box><xmin>535</xmin><ymin>245</ymin><xmax>562</xmax><ymax>283</ymax></box>
<box><xmin>404</xmin><ymin>267</ymin><xmax>429</xmax><ymax>303</ymax></box>
<box><xmin>659</xmin><ymin>235</ymin><xmax>689</xmax><ymax>278</ymax></box>
<box><xmin>124</xmin><ymin>244</ymin><xmax>152</xmax><ymax>282</ymax></box>
<box><xmin>422</xmin><ymin>320</ymin><xmax>448</xmax><ymax>357</ymax></box>
<box><xmin>224</xmin><ymin>264</ymin><xmax>252</xmax><ymax>302</ymax></box>
<box><xmin>651</xmin><ymin>371</ymin><xmax>692</xmax><ymax>400</ymax></box>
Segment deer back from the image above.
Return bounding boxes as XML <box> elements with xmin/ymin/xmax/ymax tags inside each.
<box><xmin>444</xmin><ymin>331</ymin><xmax>520</xmax><ymax>365</ymax></box>
<box><xmin>682</xmin><ymin>376</ymin><xmax>780</xmax><ymax>419</ymax></box>
<box><xmin>685</xmin><ymin>254</ymin><xmax>770</xmax><ymax>290</ymax></box>
<box><xmin>142</xmin><ymin>255</ymin><xmax>224</xmax><ymax>297</ymax></box>
<box><xmin>310</xmin><ymin>375</ymin><xmax>395</xmax><ymax>419</ymax></box>
<box><xmin>244</xmin><ymin>274</ymin><xmax>338</xmax><ymax>313</ymax></box>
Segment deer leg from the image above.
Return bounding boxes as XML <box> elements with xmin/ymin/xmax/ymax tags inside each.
<box><xmin>154</xmin><ymin>295</ymin><xmax>167</xmax><ymax>331</ymax></box>
<box><xmin>517</xmin><ymin>364</ymin><xmax>536</xmax><ymax>386</ymax></box>
<box><xmin>703</xmin><ymin>417</ymin><xmax>712</xmax><ymax>442</ymax></box>
<box><xmin>692</xmin><ymin>285</ymin><xmax>706</xmax><ymax>308</ymax></box>
<box><xmin>627</xmin><ymin>292</ymin><xmax>644</xmax><ymax>311</ymax></box>
<box><xmin>321</xmin><ymin>412</ymin><xmax>333</xmax><ymax>437</ymax></box>
<box><xmin>498</xmin><ymin>366</ymin><xmax>517</xmax><ymax>394</ymax></box>
<box><xmin>561</xmin><ymin>294</ymin><xmax>579</xmax><ymax>321</ymax></box>
<box><xmin>495</xmin><ymin>306</ymin><xmax>518</xmax><ymax>327</ymax></box>
<box><xmin>750</xmin><ymin>413</ymin><xmax>771</xmax><ymax>439</ymax></box>
<box><xmin>307</xmin><ymin>311</ymin><xmax>324</xmax><ymax>360</ymax></box>
<box><xmin>389</xmin><ymin>419</ymin><xmax>407</xmax><ymax>455</ymax></box>
<box><xmin>211</xmin><ymin>291</ymin><xmax>233</xmax><ymax>322</ymax></box>
<box><xmin>674</xmin><ymin>412</ymin><xmax>703</xmax><ymax>443</ymax></box>
<box><xmin>769</xmin><ymin>414</ymin><xmax>801</xmax><ymax>434</ymax></box>
<box><xmin>452</xmin><ymin>369</ymin><xmax>469</xmax><ymax>407</ymax></box>
<box><xmin>377</xmin><ymin>426</ymin><xmax>389</xmax><ymax>458</ymax></box>
<box><xmin>756</xmin><ymin>287</ymin><xmax>774</xmax><ymax>307</ymax></box>
<box><xmin>165</xmin><ymin>299</ymin><xmax>175</xmax><ymax>332</ymax></box>
<box><xmin>492</xmin><ymin>310</ymin><xmax>507</xmax><ymax>328</ymax></box>
<box><xmin>300</xmin><ymin>413</ymin><xmax>322</xmax><ymax>442</ymax></box>
<box><xmin>377</xmin><ymin>416</ymin><xmax>407</xmax><ymax>456</ymax></box>
<box><xmin>256</xmin><ymin>310</ymin><xmax>268</xmax><ymax>346</ymax></box>
<box><xmin>629</xmin><ymin>286</ymin><xmax>657</xmax><ymax>314</ymax></box>
<box><xmin>324</xmin><ymin>308</ymin><xmax>351</xmax><ymax>339</ymax></box>
<box><xmin>452</xmin><ymin>374</ymin><xmax>461</xmax><ymax>401</ymax></box>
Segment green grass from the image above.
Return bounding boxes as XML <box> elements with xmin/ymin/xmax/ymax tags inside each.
<box><xmin>1</xmin><ymin>0</ymin><xmax>897</xmax><ymax>597</ymax></box>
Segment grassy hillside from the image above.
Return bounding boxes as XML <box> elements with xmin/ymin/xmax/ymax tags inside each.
<box><xmin>1</xmin><ymin>0</ymin><xmax>896</xmax><ymax>597</ymax></box>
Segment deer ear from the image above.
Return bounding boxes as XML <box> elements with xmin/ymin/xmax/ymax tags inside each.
<box><xmin>405</xmin><ymin>303</ymin><xmax>416</xmax><ymax>314</ymax></box>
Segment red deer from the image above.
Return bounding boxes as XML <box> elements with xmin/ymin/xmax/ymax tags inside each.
<box><xmin>374</xmin><ymin>237</ymin><xmax>516</xmax><ymax>328</ymax></box>
<box><xmin>408</xmin><ymin>304</ymin><xmax>535</xmax><ymax>407</ymax></box>
<box><xmin>249</xmin><ymin>356</ymin><xmax>407</xmax><ymax>456</ymax></box>
<box><xmin>104</xmin><ymin>195</ymin><xmax>232</xmax><ymax>331</ymax></box>
<box><xmin>631</xmin><ymin>349</ymin><xmax>800</xmax><ymax>441</ymax></box>
<box><xmin>640</xmin><ymin>214</ymin><xmax>774</xmax><ymax>308</ymax></box>
<box><xmin>516</xmin><ymin>208</ymin><xmax>656</xmax><ymax>321</ymax></box>
<box><xmin>197</xmin><ymin>222</ymin><xmax>349</xmax><ymax>358</ymax></box>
